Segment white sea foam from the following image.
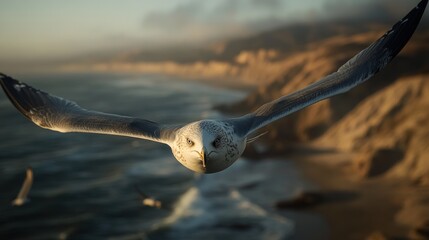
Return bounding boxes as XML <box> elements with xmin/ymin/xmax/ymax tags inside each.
<box><xmin>151</xmin><ymin>159</ymin><xmax>298</xmax><ymax>240</ymax></box>
<box><xmin>160</xmin><ymin>187</ymin><xmax>200</xmax><ymax>227</ymax></box>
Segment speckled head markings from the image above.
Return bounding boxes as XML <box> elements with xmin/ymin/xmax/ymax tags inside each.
<box><xmin>0</xmin><ymin>0</ymin><xmax>427</xmax><ymax>174</ymax></box>
<box><xmin>171</xmin><ymin>120</ymin><xmax>245</xmax><ymax>173</ymax></box>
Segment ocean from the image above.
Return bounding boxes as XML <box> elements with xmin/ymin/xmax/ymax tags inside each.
<box><xmin>0</xmin><ymin>73</ymin><xmax>310</xmax><ymax>240</ymax></box>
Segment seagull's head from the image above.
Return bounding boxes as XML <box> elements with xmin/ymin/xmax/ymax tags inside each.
<box><xmin>172</xmin><ymin>120</ymin><xmax>242</xmax><ymax>174</ymax></box>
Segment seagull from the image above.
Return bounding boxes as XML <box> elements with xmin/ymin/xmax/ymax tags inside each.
<box><xmin>12</xmin><ymin>168</ymin><xmax>34</xmax><ymax>206</ymax></box>
<box><xmin>0</xmin><ymin>0</ymin><xmax>427</xmax><ymax>174</ymax></box>
<box><xmin>135</xmin><ymin>187</ymin><xmax>162</xmax><ymax>209</ymax></box>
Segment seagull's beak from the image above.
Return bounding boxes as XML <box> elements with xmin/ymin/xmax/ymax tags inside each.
<box><xmin>198</xmin><ymin>148</ymin><xmax>207</xmax><ymax>168</ymax></box>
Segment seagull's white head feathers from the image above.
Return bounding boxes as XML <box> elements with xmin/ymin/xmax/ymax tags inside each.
<box><xmin>171</xmin><ymin>120</ymin><xmax>245</xmax><ymax>173</ymax></box>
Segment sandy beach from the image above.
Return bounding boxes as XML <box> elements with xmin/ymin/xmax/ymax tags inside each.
<box><xmin>284</xmin><ymin>149</ymin><xmax>429</xmax><ymax>240</ymax></box>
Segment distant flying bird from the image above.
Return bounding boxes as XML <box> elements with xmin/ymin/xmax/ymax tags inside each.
<box><xmin>135</xmin><ymin>187</ymin><xmax>162</xmax><ymax>209</ymax></box>
<box><xmin>0</xmin><ymin>0</ymin><xmax>427</xmax><ymax>174</ymax></box>
<box><xmin>12</xmin><ymin>168</ymin><xmax>33</xmax><ymax>206</ymax></box>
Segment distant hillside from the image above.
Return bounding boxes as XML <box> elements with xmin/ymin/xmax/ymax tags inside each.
<box><xmin>123</xmin><ymin>20</ymin><xmax>388</xmax><ymax>63</ymax></box>
<box><xmin>213</xmin><ymin>20</ymin><xmax>394</xmax><ymax>61</ymax></box>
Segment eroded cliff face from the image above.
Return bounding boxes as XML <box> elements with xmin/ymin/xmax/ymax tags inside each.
<box><xmin>223</xmin><ymin>27</ymin><xmax>429</xmax><ymax>184</ymax></box>
<box><xmin>318</xmin><ymin>76</ymin><xmax>429</xmax><ymax>184</ymax></box>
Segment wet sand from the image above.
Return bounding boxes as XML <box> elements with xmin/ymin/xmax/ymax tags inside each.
<box><xmin>289</xmin><ymin>150</ymin><xmax>423</xmax><ymax>240</ymax></box>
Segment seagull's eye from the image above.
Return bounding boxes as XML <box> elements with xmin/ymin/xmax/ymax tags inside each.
<box><xmin>186</xmin><ymin>138</ymin><xmax>194</xmax><ymax>147</ymax></box>
<box><xmin>212</xmin><ymin>137</ymin><xmax>222</xmax><ymax>148</ymax></box>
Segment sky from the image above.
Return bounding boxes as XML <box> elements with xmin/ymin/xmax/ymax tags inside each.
<box><xmin>0</xmin><ymin>0</ymin><xmax>332</xmax><ymax>64</ymax></box>
<box><xmin>0</xmin><ymin>0</ymin><xmax>421</xmax><ymax>69</ymax></box>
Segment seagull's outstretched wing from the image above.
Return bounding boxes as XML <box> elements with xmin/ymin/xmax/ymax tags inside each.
<box><xmin>0</xmin><ymin>74</ymin><xmax>176</xmax><ymax>144</ymax></box>
<box><xmin>228</xmin><ymin>0</ymin><xmax>428</xmax><ymax>137</ymax></box>
<box><xmin>12</xmin><ymin>168</ymin><xmax>33</xmax><ymax>206</ymax></box>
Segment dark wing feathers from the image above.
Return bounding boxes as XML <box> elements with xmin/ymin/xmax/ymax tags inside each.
<box><xmin>0</xmin><ymin>74</ymin><xmax>174</xmax><ymax>144</ymax></box>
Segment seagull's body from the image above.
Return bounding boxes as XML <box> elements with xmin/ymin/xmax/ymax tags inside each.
<box><xmin>0</xmin><ymin>0</ymin><xmax>427</xmax><ymax>174</ymax></box>
<box><xmin>135</xmin><ymin>187</ymin><xmax>162</xmax><ymax>209</ymax></box>
<box><xmin>142</xmin><ymin>198</ymin><xmax>162</xmax><ymax>209</ymax></box>
<box><xmin>12</xmin><ymin>168</ymin><xmax>33</xmax><ymax>206</ymax></box>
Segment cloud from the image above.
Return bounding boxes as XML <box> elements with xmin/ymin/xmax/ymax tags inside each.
<box><xmin>321</xmin><ymin>0</ymin><xmax>419</xmax><ymax>22</ymax></box>
<box><xmin>142</xmin><ymin>0</ymin><xmax>288</xmax><ymax>44</ymax></box>
<box><xmin>140</xmin><ymin>0</ymin><xmax>427</xmax><ymax>47</ymax></box>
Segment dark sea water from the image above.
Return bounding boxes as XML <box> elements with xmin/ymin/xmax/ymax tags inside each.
<box><xmin>0</xmin><ymin>74</ymin><xmax>306</xmax><ymax>240</ymax></box>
